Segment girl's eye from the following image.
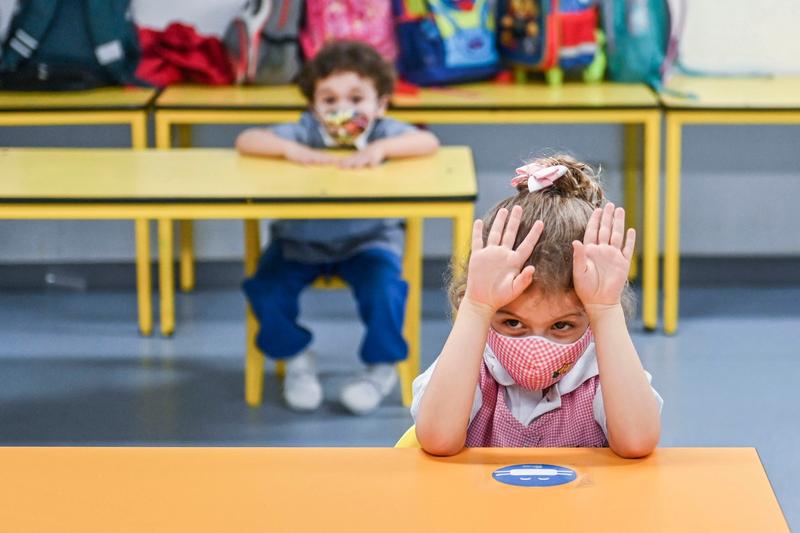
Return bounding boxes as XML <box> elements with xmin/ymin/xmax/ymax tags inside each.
<box><xmin>323</xmin><ymin>97</ymin><xmax>336</xmax><ymax>105</ymax></box>
<box><xmin>504</xmin><ymin>319</ymin><xmax>522</xmax><ymax>329</ymax></box>
<box><xmin>552</xmin><ymin>321</ymin><xmax>573</xmax><ymax>331</ymax></box>
<box><xmin>351</xmin><ymin>96</ymin><xmax>363</xmax><ymax>104</ymax></box>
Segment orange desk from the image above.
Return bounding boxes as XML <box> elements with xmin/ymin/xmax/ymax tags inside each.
<box><xmin>0</xmin><ymin>447</ymin><xmax>786</xmax><ymax>532</ymax></box>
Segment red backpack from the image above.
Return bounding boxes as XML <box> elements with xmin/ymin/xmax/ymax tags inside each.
<box><xmin>299</xmin><ymin>0</ymin><xmax>398</xmax><ymax>60</ymax></box>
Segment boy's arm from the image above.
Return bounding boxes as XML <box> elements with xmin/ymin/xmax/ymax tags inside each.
<box><xmin>235</xmin><ymin>128</ymin><xmax>337</xmax><ymax>165</ymax></box>
<box><xmin>338</xmin><ymin>130</ymin><xmax>440</xmax><ymax>168</ymax></box>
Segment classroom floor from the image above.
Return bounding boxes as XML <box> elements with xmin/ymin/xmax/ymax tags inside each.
<box><xmin>0</xmin><ymin>284</ymin><xmax>798</xmax><ymax>527</ymax></box>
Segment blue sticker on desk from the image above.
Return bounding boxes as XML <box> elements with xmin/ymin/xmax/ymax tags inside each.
<box><xmin>492</xmin><ymin>464</ymin><xmax>577</xmax><ymax>487</ymax></box>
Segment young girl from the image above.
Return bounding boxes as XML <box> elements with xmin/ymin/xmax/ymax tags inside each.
<box><xmin>411</xmin><ymin>155</ymin><xmax>662</xmax><ymax>457</ymax></box>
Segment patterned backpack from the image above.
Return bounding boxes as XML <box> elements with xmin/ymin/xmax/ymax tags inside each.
<box><xmin>299</xmin><ymin>0</ymin><xmax>397</xmax><ymax>60</ymax></box>
<box><xmin>223</xmin><ymin>0</ymin><xmax>304</xmax><ymax>85</ymax></box>
<box><xmin>496</xmin><ymin>0</ymin><xmax>601</xmax><ymax>84</ymax></box>
<box><xmin>393</xmin><ymin>0</ymin><xmax>500</xmax><ymax>86</ymax></box>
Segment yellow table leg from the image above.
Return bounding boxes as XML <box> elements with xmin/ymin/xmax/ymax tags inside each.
<box><xmin>623</xmin><ymin>123</ymin><xmax>640</xmax><ymax>281</ymax></box>
<box><xmin>244</xmin><ymin>219</ymin><xmax>265</xmax><ymax>406</ymax></box>
<box><xmin>178</xmin><ymin>220</ymin><xmax>195</xmax><ymax>292</ymax></box>
<box><xmin>130</xmin><ymin>113</ymin><xmax>154</xmax><ymax>336</ymax></box>
<box><xmin>135</xmin><ymin>219</ymin><xmax>152</xmax><ymax>336</ymax></box>
<box><xmin>399</xmin><ymin>217</ymin><xmax>423</xmax><ymax>408</ymax></box>
<box><xmin>641</xmin><ymin>113</ymin><xmax>662</xmax><ymax>331</ymax></box>
<box><xmin>452</xmin><ymin>204</ymin><xmax>475</xmax><ymax>277</ymax></box>
<box><xmin>158</xmin><ymin>219</ymin><xmax>175</xmax><ymax>336</ymax></box>
<box><xmin>663</xmin><ymin>114</ymin><xmax>683</xmax><ymax>334</ymax></box>
<box><xmin>176</xmin><ymin>125</ymin><xmax>196</xmax><ymax>293</ymax></box>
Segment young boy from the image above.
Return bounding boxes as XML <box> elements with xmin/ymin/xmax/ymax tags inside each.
<box><xmin>236</xmin><ymin>40</ymin><xmax>439</xmax><ymax>415</ymax></box>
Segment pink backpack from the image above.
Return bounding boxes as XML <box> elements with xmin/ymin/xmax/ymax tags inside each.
<box><xmin>299</xmin><ymin>0</ymin><xmax>398</xmax><ymax>60</ymax></box>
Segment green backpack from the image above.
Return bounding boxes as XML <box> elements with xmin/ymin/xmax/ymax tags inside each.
<box><xmin>602</xmin><ymin>0</ymin><xmax>681</xmax><ymax>89</ymax></box>
<box><xmin>0</xmin><ymin>0</ymin><xmax>140</xmax><ymax>90</ymax></box>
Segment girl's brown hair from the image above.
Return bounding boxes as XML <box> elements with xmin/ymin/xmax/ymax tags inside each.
<box><xmin>447</xmin><ymin>154</ymin><xmax>635</xmax><ymax>319</ymax></box>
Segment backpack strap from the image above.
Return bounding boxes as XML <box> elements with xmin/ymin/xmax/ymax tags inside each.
<box><xmin>84</xmin><ymin>0</ymin><xmax>139</xmax><ymax>84</ymax></box>
<box><xmin>0</xmin><ymin>0</ymin><xmax>59</xmax><ymax>71</ymax></box>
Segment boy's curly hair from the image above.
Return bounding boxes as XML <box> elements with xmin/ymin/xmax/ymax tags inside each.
<box><xmin>297</xmin><ymin>40</ymin><xmax>396</xmax><ymax>101</ymax></box>
<box><xmin>447</xmin><ymin>154</ymin><xmax>636</xmax><ymax>321</ymax></box>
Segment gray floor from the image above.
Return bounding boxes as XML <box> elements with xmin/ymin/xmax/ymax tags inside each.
<box><xmin>0</xmin><ymin>284</ymin><xmax>798</xmax><ymax>527</ymax></box>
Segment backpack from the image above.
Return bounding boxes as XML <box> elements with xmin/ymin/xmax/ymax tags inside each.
<box><xmin>601</xmin><ymin>0</ymin><xmax>681</xmax><ymax>88</ymax></box>
<box><xmin>393</xmin><ymin>0</ymin><xmax>500</xmax><ymax>86</ymax></box>
<box><xmin>496</xmin><ymin>0</ymin><xmax>599</xmax><ymax>78</ymax></box>
<box><xmin>0</xmin><ymin>0</ymin><xmax>140</xmax><ymax>90</ymax></box>
<box><xmin>223</xmin><ymin>0</ymin><xmax>304</xmax><ymax>85</ymax></box>
<box><xmin>300</xmin><ymin>0</ymin><xmax>397</xmax><ymax>61</ymax></box>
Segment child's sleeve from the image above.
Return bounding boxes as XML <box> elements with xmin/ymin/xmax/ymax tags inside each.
<box><xmin>409</xmin><ymin>358</ymin><xmax>484</xmax><ymax>424</ymax></box>
<box><xmin>592</xmin><ymin>370</ymin><xmax>664</xmax><ymax>438</ymax></box>
<box><xmin>269</xmin><ymin>122</ymin><xmax>312</xmax><ymax>145</ymax></box>
<box><xmin>372</xmin><ymin>117</ymin><xmax>419</xmax><ymax>139</ymax></box>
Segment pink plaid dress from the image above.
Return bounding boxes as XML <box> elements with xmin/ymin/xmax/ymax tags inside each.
<box><xmin>465</xmin><ymin>362</ymin><xmax>608</xmax><ymax>448</ymax></box>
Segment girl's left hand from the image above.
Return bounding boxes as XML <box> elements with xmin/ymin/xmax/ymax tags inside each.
<box><xmin>572</xmin><ymin>203</ymin><xmax>635</xmax><ymax>314</ymax></box>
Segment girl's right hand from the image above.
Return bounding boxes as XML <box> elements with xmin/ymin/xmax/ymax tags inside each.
<box><xmin>463</xmin><ymin>205</ymin><xmax>544</xmax><ymax>312</ymax></box>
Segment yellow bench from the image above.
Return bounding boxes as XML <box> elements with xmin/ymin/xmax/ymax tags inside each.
<box><xmin>0</xmin><ymin>146</ymin><xmax>476</xmax><ymax>407</ymax></box>
<box><xmin>660</xmin><ymin>76</ymin><xmax>800</xmax><ymax>333</ymax></box>
<box><xmin>154</xmin><ymin>81</ymin><xmax>662</xmax><ymax>332</ymax></box>
<box><xmin>0</xmin><ymin>87</ymin><xmax>156</xmax><ymax>335</ymax></box>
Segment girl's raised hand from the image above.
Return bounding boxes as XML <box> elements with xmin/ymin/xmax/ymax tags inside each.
<box><xmin>463</xmin><ymin>205</ymin><xmax>543</xmax><ymax>312</ymax></box>
<box><xmin>572</xmin><ymin>203</ymin><xmax>635</xmax><ymax>313</ymax></box>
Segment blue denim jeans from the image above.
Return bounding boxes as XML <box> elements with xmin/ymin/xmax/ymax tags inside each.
<box><xmin>242</xmin><ymin>242</ymin><xmax>408</xmax><ymax>364</ymax></box>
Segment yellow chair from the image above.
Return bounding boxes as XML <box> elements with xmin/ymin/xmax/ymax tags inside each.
<box><xmin>243</xmin><ymin>218</ymin><xmax>422</xmax><ymax>408</ymax></box>
<box><xmin>395</xmin><ymin>425</ymin><xmax>421</xmax><ymax>448</ymax></box>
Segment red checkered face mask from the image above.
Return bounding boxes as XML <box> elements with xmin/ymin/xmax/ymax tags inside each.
<box><xmin>486</xmin><ymin>327</ymin><xmax>594</xmax><ymax>391</ymax></box>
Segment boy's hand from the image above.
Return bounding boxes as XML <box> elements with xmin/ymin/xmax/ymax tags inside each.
<box><xmin>572</xmin><ymin>203</ymin><xmax>635</xmax><ymax>316</ymax></box>
<box><xmin>284</xmin><ymin>143</ymin><xmax>338</xmax><ymax>165</ymax></box>
<box><xmin>337</xmin><ymin>143</ymin><xmax>386</xmax><ymax>168</ymax></box>
<box><xmin>463</xmin><ymin>206</ymin><xmax>543</xmax><ymax>313</ymax></box>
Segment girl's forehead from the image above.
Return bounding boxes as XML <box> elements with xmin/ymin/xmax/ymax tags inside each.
<box><xmin>502</xmin><ymin>288</ymin><xmax>584</xmax><ymax>321</ymax></box>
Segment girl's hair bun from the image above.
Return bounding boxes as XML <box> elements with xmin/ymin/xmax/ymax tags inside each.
<box><xmin>514</xmin><ymin>154</ymin><xmax>604</xmax><ymax>207</ymax></box>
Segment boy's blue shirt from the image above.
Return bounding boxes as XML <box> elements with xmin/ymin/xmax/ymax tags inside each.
<box><xmin>269</xmin><ymin>111</ymin><xmax>417</xmax><ymax>263</ymax></box>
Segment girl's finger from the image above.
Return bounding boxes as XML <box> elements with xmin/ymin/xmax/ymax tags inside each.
<box><xmin>609</xmin><ymin>207</ymin><xmax>626</xmax><ymax>249</ymax></box>
<box><xmin>622</xmin><ymin>228</ymin><xmax>636</xmax><ymax>261</ymax></box>
<box><xmin>597</xmin><ymin>202</ymin><xmax>615</xmax><ymax>245</ymax></box>
<box><xmin>501</xmin><ymin>205</ymin><xmax>523</xmax><ymax>248</ymax></box>
<box><xmin>487</xmin><ymin>208</ymin><xmax>508</xmax><ymax>246</ymax></box>
<box><xmin>471</xmin><ymin>219</ymin><xmax>485</xmax><ymax>251</ymax></box>
<box><xmin>572</xmin><ymin>241</ymin><xmax>588</xmax><ymax>275</ymax></box>
<box><xmin>510</xmin><ymin>265</ymin><xmax>535</xmax><ymax>300</ymax></box>
<box><xmin>583</xmin><ymin>207</ymin><xmax>602</xmax><ymax>244</ymax></box>
<box><xmin>514</xmin><ymin>219</ymin><xmax>544</xmax><ymax>262</ymax></box>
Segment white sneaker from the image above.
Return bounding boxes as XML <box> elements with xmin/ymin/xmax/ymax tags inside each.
<box><xmin>339</xmin><ymin>364</ymin><xmax>398</xmax><ymax>415</ymax></box>
<box><xmin>283</xmin><ymin>350</ymin><xmax>323</xmax><ymax>412</ymax></box>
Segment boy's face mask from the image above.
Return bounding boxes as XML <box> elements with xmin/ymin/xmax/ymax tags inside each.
<box><xmin>486</xmin><ymin>327</ymin><xmax>593</xmax><ymax>391</ymax></box>
<box><xmin>317</xmin><ymin>108</ymin><xmax>373</xmax><ymax>148</ymax></box>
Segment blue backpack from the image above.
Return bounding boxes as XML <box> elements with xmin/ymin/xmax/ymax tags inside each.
<box><xmin>393</xmin><ymin>0</ymin><xmax>500</xmax><ymax>86</ymax></box>
<box><xmin>601</xmin><ymin>0</ymin><xmax>680</xmax><ymax>88</ymax></box>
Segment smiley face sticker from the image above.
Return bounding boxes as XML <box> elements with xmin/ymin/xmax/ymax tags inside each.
<box><xmin>492</xmin><ymin>464</ymin><xmax>577</xmax><ymax>487</ymax></box>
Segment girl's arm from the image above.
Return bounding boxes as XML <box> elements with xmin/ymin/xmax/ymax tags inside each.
<box><xmin>573</xmin><ymin>204</ymin><xmax>661</xmax><ymax>458</ymax></box>
<box><xmin>414</xmin><ymin>298</ymin><xmax>493</xmax><ymax>456</ymax></box>
<box><xmin>416</xmin><ymin>207</ymin><xmax>543</xmax><ymax>456</ymax></box>
<box><xmin>338</xmin><ymin>130</ymin><xmax>439</xmax><ymax>168</ymax></box>
<box><xmin>235</xmin><ymin>128</ymin><xmax>337</xmax><ymax>165</ymax></box>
